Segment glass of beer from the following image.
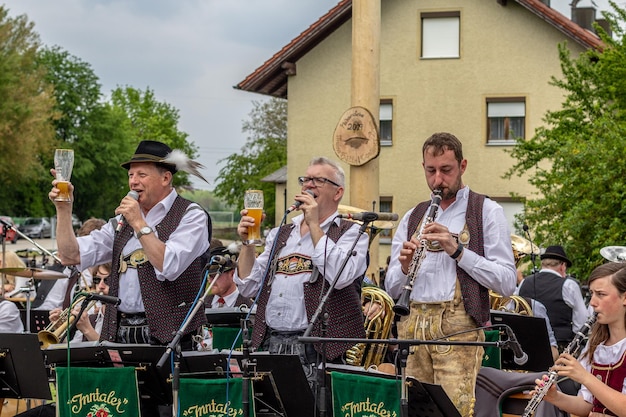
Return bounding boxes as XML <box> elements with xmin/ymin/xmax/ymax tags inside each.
<box><xmin>54</xmin><ymin>149</ymin><xmax>74</xmax><ymax>202</ymax></box>
<box><xmin>244</xmin><ymin>190</ymin><xmax>264</xmax><ymax>246</ymax></box>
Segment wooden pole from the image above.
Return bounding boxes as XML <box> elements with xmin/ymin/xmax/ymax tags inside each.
<box><xmin>351</xmin><ymin>0</ymin><xmax>381</xmax><ymax>283</ymax></box>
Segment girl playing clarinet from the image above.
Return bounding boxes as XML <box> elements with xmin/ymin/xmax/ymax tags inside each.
<box><xmin>531</xmin><ymin>261</ymin><xmax>626</xmax><ymax>417</ymax></box>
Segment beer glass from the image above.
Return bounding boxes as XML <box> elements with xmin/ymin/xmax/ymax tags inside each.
<box><xmin>244</xmin><ymin>190</ymin><xmax>264</xmax><ymax>246</ymax></box>
<box><xmin>54</xmin><ymin>149</ymin><xmax>74</xmax><ymax>202</ymax></box>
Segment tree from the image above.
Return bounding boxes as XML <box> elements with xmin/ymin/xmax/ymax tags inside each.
<box><xmin>0</xmin><ymin>7</ymin><xmax>56</xmax><ymax>215</ymax></box>
<box><xmin>213</xmin><ymin>98</ymin><xmax>287</xmax><ymax>226</ymax></box>
<box><xmin>37</xmin><ymin>46</ymin><xmax>134</xmax><ymax>220</ymax></box>
<box><xmin>110</xmin><ymin>86</ymin><xmax>200</xmax><ymax>190</ymax></box>
<box><xmin>505</xmin><ymin>3</ymin><xmax>626</xmax><ymax>279</ymax></box>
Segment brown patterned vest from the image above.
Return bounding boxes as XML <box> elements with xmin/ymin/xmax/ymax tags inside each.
<box><xmin>407</xmin><ymin>191</ymin><xmax>490</xmax><ymax>326</ymax></box>
<box><xmin>101</xmin><ymin>196</ymin><xmax>208</xmax><ymax>344</ymax></box>
<box><xmin>250</xmin><ymin>220</ymin><xmax>366</xmax><ymax>361</ymax></box>
<box><xmin>590</xmin><ymin>350</ymin><xmax>626</xmax><ymax>416</ymax></box>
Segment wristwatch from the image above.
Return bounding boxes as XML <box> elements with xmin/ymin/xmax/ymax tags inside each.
<box><xmin>136</xmin><ymin>226</ymin><xmax>153</xmax><ymax>239</ymax></box>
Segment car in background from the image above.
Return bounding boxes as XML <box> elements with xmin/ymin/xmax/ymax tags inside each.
<box><xmin>0</xmin><ymin>216</ymin><xmax>18</xmax><ymax>244</ymax></box>
<box><xmin>20</xmin><ymin>217</ymin><xmax>52</xmax><ymax>239</ymax></box>
<box><xmin>72</xmin><ymin>214</ymin><xmax>82</xmax><ymax>232</ymax></box>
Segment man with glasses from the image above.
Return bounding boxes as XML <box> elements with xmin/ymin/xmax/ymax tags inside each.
<box><xmin>235</xmin><ymin>156</ymin><xmax>369</xmax><ymax>390</ymax></box>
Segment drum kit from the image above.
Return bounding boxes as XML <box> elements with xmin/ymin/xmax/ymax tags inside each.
<box><xmin>0</xmin><ymin>220</ymin><xmax>68</xmax><ymax>333</ymax></box>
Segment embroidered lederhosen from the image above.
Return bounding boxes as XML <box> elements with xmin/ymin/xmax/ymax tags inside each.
<box><xmin>251</xmin><ymin>220</ymin><xmax>366</xmax><ymax>361</ymax></box>
<box><xmin>407</xmin><ymin>191</ymin><xmax>489</xmax><ymax>326</ymax></box>
<box><xmin>590</xmin><ymin>350</ymin><xmax>626</xmax><ymax>416</ymax></box>
<box><xmin>101</xmin><ymin>196</ymin><xmax>207</xmax><ymax>344</ymax></box>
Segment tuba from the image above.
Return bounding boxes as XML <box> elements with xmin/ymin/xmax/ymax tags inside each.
<box><xmin>346</xmin><ymin>286</ymin><xmax>395</xmax><ymax>369</ymax></box>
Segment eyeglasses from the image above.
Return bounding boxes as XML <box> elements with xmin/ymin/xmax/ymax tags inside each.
<box><xmin>93</xmin><ymin>276</ymin><xmax>109</xmax><ymax>285</ymax></box>
<box><xmin>297</xmin><ymin>176</ymin><xmax>340</xmax><ymax>187</ymax></box>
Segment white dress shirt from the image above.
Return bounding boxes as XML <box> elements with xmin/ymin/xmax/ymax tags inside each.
<box><xmin>385</xmin><ymin>186</ymin><xmax>517</xmax><ymax>302</ymax></box>
<box><xmin>234</xmin><ymin>213</ymin><xmax>369</xmax><ymax>332</ymax></box>
<box><xmin>77</xmin><ymin>189</ymin><xmax>210</xmax><ymax>314</ymax></box>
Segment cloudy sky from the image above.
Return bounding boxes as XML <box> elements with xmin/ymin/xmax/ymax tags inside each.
<box><xmin>0</xmin><ymin>0</ymin><xmax>616</xmax><ymax>190</ymax></box>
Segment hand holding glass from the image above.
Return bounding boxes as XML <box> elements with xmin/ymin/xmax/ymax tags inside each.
<box><xmin>54</xmin><ymin>149</ymin><xmax>74</xmax><ymax>202</ymax></box>
<box><xmin>244</xmin><ymin>190</ymin><xmax>264</xmax><ymax>246</ymax></box>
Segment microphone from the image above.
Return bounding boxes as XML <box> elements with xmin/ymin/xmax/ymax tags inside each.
<box><xmin>285</xmin><ymin>190</ymin><xmax>315</xmax><ymax>213</ymax></box>
<box><xmin>80</xmin><ymin>292</ymin><xmax>121</xmax><ymax>306</ymax></box>
<box><xmin>523</xmin><ymin>223</ymin><xmax>539</xmax><ymax>272</ymax></box>
<box><xmin>505</xmin><ymin>325</ymin><xmax>528</xmax><ymax>365</ymax></box>
<box><xmin>337</xmin><ymin>212</ymin><xmax>399</xmax><ymax>222</ymax></box>
<box><xmin>116</xmin><ymin>190</ymin><xmax>139</xmax><ymax>232</ymax></box>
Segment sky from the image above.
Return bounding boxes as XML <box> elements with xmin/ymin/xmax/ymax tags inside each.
<box><xmin>0</xmin><ymin>0</ymin><xmax>617</xmax><ymax>190</ymax></box>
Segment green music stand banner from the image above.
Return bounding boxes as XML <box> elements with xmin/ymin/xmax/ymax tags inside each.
<box><xmin>179</xmin><ymin>377</ymin><xmax>254</xmax><ymax>417</ymax></box>
<box><xmin>56</xmin><ymin>366</ymin><xmax>140</xmax><ymax>417</ymax></box>
<box><xmin>331</xmin><ymin>371</ymin><xmax>401</xmax><ymax>417</ymax></box>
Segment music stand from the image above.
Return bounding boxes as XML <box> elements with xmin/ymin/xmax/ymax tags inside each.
<box><xmin>490</xmin><ymin>310</ymin><xmax>553</xmax><ymax>372</ymax></box>
<box><xmin>18</xmin><ymin>309</ymin><xmax>50</xmax><ymax>333</ymax></box>
<box><xmin>205</xmin><ymin>307</ymin><xmax>254</xmax><ymax>326</ymax></box>
<box><xmin>45</xmin><ymin>342</ymin><xmax>172</xmax><ymax>405</ymax></box>
<box><xmin>324</xmin><ymin>364</ymin><xmax>461</xmax><ymax>417</ymax></box>
<box><xmin>180</xmin><ymin>351</ymin><xmax>314</xmax><ymax>417</ymax></box>
<box><xmin>0</xmin><ymin>333</ymin><xmax>51</xmax><ymax>399</ymax></box>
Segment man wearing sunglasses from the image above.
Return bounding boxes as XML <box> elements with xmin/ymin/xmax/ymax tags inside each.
<box><xmin>235</xmin><ymin>156</ymin><xmax>369</xmax><ymax>390</ymax></box>
<box><xmin>48</xmin><ymin>263</ymin><xmax>112</xmax><ymax>343</ymax></box>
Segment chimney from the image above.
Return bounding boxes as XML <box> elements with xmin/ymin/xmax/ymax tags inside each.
<box><xmin>571</xmin><ymin>7</ymin><xmax>596</xmax><ymax>31</ymax></box>
<box><xmin>595</xmin><ymin>18</ymin><xmax>613</xmax><ymax>38</ymax></box>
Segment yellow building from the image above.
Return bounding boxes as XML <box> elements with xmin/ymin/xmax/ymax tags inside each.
<box><xmin>237</xmin><ymin>0</ymin><xmax>603</xmax><ymax>271</ymax></box>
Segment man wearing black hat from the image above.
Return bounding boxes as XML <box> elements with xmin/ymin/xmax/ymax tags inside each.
<box><xmin>49</xmin><ymin>140</ymin><xmax>210</xmax><ymax>350</ymax></box>
<box><xmin>518</xmin><ymin>245</ymin><xmax>588</xmax><ymax>350</ymax></box>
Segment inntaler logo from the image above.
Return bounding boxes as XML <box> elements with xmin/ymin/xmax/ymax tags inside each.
<box><xmin>340</xmin><ymin>398</ymin><xmax>398</xmax><ymax>417</ymax></box>
<box><xmin>69</xmin><ymin>389</ymin><xmax>129</xmax><ymax>415</ymax></box>
<box><xmin>182</xmin><ymin>399</ymin><xmax>242</xmax><ymax>417</ymax></box>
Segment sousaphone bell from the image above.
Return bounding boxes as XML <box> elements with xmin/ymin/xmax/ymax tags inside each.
<box><xmin>600</xmin><ymin>246</ymin><xmax>626</xmax><ymax>263</ymax></box>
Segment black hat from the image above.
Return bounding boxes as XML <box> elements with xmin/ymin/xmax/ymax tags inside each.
<box><xmin>540</xmin><ymin>245</ymin><xmax>572</xmax><ymax>267</ymax></box>
<box><xmin>207</xmin><ymin>244</ymin><xmax>239</xmax><ymax>274</ymax></box>
<box><xmin>120</xmin><ymin>140</ymin><xmax>177</xmax><ymax>173</ymax></box>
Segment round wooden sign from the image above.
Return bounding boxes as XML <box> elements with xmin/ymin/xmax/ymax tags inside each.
<box><xmin>333</xmin><ymin>106</ymin><xmax>380</xmax><ymax>166</ymax></box>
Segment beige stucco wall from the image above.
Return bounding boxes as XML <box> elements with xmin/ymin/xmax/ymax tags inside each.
<box><xmin>281</xmin><ymin>0</ymin><xmax>587</xmax><ymax>268</ymax></box>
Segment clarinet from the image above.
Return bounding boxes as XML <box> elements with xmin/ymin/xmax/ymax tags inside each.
<box><xmin>392</xmin><ymin>189</ymin><xmax>442</xmax><ymax>316</ymax></box>
<box><xmin>522</xmin><ymin>313</ymin><xmax>597</xmax><ymax>417</ymax></box>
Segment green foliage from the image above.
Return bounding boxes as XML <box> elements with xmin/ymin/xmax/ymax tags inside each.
<box><xmin>213</xmin><ymin>98</ymin><xmax>287</xmax><ymax>226</ymax></box>
<box><xmin>505</xmin><ymin>2</ymin><xmax>626</xmax><ymax>280</ymax></box>
<box><xmin>37</xmin><ymin>46</ymin><xmax>135</xmax><ymax>220</ymax></box>
<box><xmin>0</xmin><ymin>7</ymin><xmax>56</xmax><ymax>215</ymax></box>
<box><xmin>110</xmin><ymin>86</ymin><xmax>199</xmax><ymax>190</ymax></box>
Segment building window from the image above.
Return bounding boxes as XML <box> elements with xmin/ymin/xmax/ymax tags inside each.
<box><xmin>377</xmin><ymin>197</ymin><xmax>393</xmax><ymax>244</ymax></box>
<box><xmin>487</xmin><ymin>98</ymin><xmax>526</xmax><ymax>144</ymax></box>
<box><xmin>421</xmin><ymin>11</ymin><xmax>460</xmax><ymax>59</ymax></box>
<box><xmin>380</xmin><ymin>101</ymin><xmax>393</xmax><ymax>146</ymax></box>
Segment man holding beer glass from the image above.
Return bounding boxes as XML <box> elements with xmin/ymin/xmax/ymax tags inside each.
<box><xmin>235</xmin><ymin>156</ymin><xmax>369</xmax><ymax>389</ymax></box>
<box><xmin>48</xmin><ymin>140</ymin><xmax>210</xmax><ymax>350</ymax></box>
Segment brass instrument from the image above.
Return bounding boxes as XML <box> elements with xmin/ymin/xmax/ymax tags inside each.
<box><xmin>489</xmin><ymin>291</ymin><xmax>534</xmax><ymax>316</ymax></box>
<box><xmin>38</xmin><ymin>295</ymin><xmax>98</xmax><ymax>349</ymax></box>
<box><xmin>346</xmin><ymin>286</ymin><xmax>395</xmax><ymax>369</ymax></box>
<box><xmin>600</xmin><ymin>246</ymin><xmax>626</xmax><ymax>262</ymax></box>
<box><xmin>522</xmin><ymin>313</ymin><xmax>597</xmax><ymax>417</ymax></box>
<box><xmin>393</xmin><ymin>190</ymin><xmax>442</xmax><ymax>316</ymax></box>
<box><xmin>488</xmin><ymin>234</ymin><xmax>539</xmax><ymax>316</ymax></box>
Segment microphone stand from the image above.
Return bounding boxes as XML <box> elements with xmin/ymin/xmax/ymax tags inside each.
<box><xmin>156</xmin><ymin>267</ymin><xmax>221</xmax><ymax>417</ymax></box>
<box><xmin>302</xmin><ymin>219</ymin><xmax>370</xmax><ymax>417</ymax></box>
<box><xmin>523</xmin><ymin>225</ymin><xmax>539</xmax><ymax>273</ymax></box>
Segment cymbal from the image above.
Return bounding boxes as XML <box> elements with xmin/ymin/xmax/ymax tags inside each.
<box><xmin>0</xmin><ymin>267</ymin><xmax>67</xmax><ymax>280</ymax></box>
<box><xmin>337</xmin><ymin>204</ymin><xmax>396</xmax><ymax>230</ymax></box>
<box><xmin>511</xmin><ymin>234</ymin><xmax>539</xmax><ymax>255</ymax></box>
<box><xmin>600</xmin><ymin>246</ymin><xmax>626</xmax><ymax>263</ymax></box>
